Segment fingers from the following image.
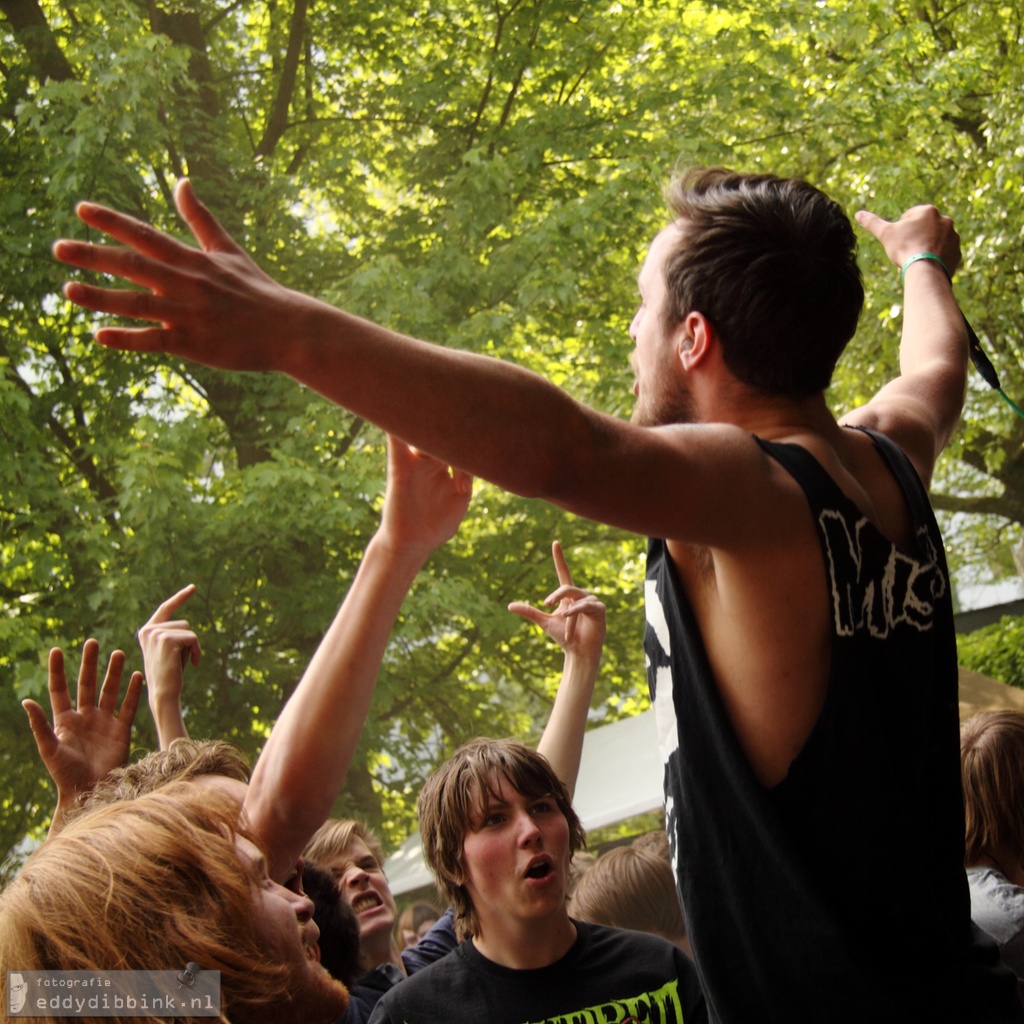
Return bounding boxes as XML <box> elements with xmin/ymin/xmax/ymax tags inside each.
<box><xmin>451</xmin><ymin>466</ymin><xmax>474</xmax><ymax>496</ymax></box>
<box><xmin>551</xmin><ymin>541</ymin><xmax>574</xmax><ymax>587</ymax></box>
<box><xmin>74</xmin><ymin>639</ymin><xmax>101</xmax><ymax>712</ymax></box>
<box><xmin>59</xmin><ymin>202</ymin><xmax>199</xmax><ymax>270</ymax></box>
<box><xmin>47</xmin><ymin>647</ymin><xmax>73</xmax><ymax>717</ymax></box>
<box><xmin>543</xmin><ymin>584</ymin><xmax>589</xmax><ymax>605</ymax></box>
<box><xmin>174</xmin><ymin>179</ymin><xmax>243</xmax><ymax>255</ymax></box>
<box><xmin>145</xmin><ymin>585</ymin><xmax>197</xmax><ymax>626</ymax></box>
<box><xmin>507</xmin><ymin>601</ymin><xmax>547</xmax><ymax>629</ymax></box>
<box><xmin>118</xmin><ymin>671</ymin><xmax>145</xmax><ymax>726</ymax></box>
<box><xmin>139</xmin><ymin>624</ymin><xmax>202</xmax><ymax>676</ymax></box>
<box><xmin>550</xmin><ymin>542</ymin><xmax>576</xmax><ymax>642</ymax></box>
<box><xmin>60</xmin><ymin>274</ymin><xmax>183</xmax><ymax>321</ymax></box>
<box><xmin>22</xmin><ymin>699</ymin><xmax>58</xmax><ymax>760</ymax></box>
<box><xmin>96</xmin><ymin>649</ymin><xmax>128</xmax><ymax>714</ymax></box>
<box><xmin>94</xmin><ymin>324</ymin><xmax>174</xmax><ymax>354</ymax></box>
<box><xmin>855</xmin><ymin>205</ymin><xmax>961</xmax><ymax>276</ymax></box>
<box><xmin>853</xmin><ymin>210</ymin><xmax>889</xmax><ymax>240</ymax></box>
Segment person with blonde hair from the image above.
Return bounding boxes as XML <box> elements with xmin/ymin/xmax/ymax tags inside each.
<box><xmin>962</xmin><ymin>710</ymin><xmax>1024</xmax><ymax>992</ymax></box>
<box><xmin>569</xmin><ymin>840</ymin><xmax>691</xmax><ymax>956</ymax></box>
<box><xmin>0</xmin><ymin>784</ymin><xmax>348</xmax><ymax>1024</ymax></box>
<box><xmin>367</xmin><ymin>738</ymin><xmax>706</xmax><ymax>1023</ymax></box>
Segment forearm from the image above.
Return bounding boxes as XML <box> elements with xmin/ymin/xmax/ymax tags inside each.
<box><xmin>149</xmin><ymin>695</ymin><xmax>190</xmax><ymax>748</ymax></box>
<box><xmin>898</xmin><ymin>259</ymin><xmax>969</xmax><ymax>433</ymax></box>
<box><xmin>47</xmin><ymin>799</ymin><xmax>76</xmax><ymax>840</ymax></box>
<box><xmin>281</xmin><ymin>301</ymin><xmax>603</xmax><ymax>500</ymax></box>
<box><xmin>245</xmin><ymin>531</ymin><xmax>428</xmax><ymax>881</ymax></box>
<box><xmin>901</xmin><ymin>262</ymin><xmax>962</xmax><ymax>389</ymax></box>
<box><xmin>536</xmin><ymin>651</ymin><xmax>600</xmax><ymax>799</ymax></box>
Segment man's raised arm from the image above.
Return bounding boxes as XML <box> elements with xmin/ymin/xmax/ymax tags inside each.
<box><xmin>844</xmin><ymin>205</ymin><xmax>969</xmax><ymax>487</ymax></box>
<box><xmin>53</xmin><ymin>181</ymin><xmax>606</xmax><ymax>501</ymax></box>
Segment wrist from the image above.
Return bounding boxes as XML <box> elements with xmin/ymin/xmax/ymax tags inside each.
<box><xmin>900</xmin><ymin>252</ymin><xmax>951</xmax><ymax>283</ymax></box>
<box><xmin>364</xmin><ymin>530</ymin><xmax>432</xmax><ymax>576</ymax></box>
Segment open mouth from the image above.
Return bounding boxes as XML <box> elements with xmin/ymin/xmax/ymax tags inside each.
<box><xmin>524</xmin><ymin>858</ymin><xmax>553</xmax><ymax>881</ymax></box>
<box><xmin>351</xmin><ymin>891</ymin><xmax>383</xmax><ymax>913</ymax></box>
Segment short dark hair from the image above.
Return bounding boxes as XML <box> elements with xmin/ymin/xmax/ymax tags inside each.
<box><xmin>417</xmin><ymin>738</ymin><xmax>585</xmax><ymax>939</ymax></box>
<box><xmin>302</xmin><ymin>861</ymin><xmax>362</xmax><ymax>988</ymax></box>
<box><xmin>961</xmin><ymin>710</ymin><xmax>1024</xmax><ymax>866</ymax></box>
<box><xmin>662</xmin><ymin>167</ymin><xmax>863</xmax><ymax>399</ymax></box>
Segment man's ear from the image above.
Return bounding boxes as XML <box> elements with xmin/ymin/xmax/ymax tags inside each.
<box><xmin>678</xmin><ymin>311</ymin><xmax>715</xmax><ymax>371</ymax></box>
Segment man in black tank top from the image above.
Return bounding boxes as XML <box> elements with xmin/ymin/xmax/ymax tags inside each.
<box><xmin>56</xmin><ymin>169</ymin><xmax>1024</xmax><ymax>1022</ymax></box>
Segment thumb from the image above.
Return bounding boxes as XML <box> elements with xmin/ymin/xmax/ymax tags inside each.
<box><xmin>22</xmin><ymin>699</ymin><xmax>58</xmax><ymax>758</ymax></box>
<box><xmin>854</xmin><ymin>209</ymin><xmax>890</xmax><ymax>240</ymax></box>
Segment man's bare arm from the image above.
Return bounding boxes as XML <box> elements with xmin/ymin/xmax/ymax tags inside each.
<box><xmin>52</xmin><ymin>184</ymin><xmax>792</xmax><ymax>548</ymax></box>
<box><xmin>844</xmin><ymin>206</ymin><xmax>968</xmax><ymax>486</ymax></box>
<box><xmin>54</xmin><ymin>182</ymin><xmax>958</xmax><ymax>540</ymax></box>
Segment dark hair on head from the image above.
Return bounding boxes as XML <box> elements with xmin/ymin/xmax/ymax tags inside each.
<box><xmin>961</xmin><ymin>710</ymin><xmax>1024</xmax><ymax>866</ymax></box>
<box><xmin>417</xmin><ymin>738</ymin><xmax>586</xmax><ymax>939</ymax></box>
<box><xmin>662</xmin><ymin>166</ymin><xmax>864</xmax><ymax>399</ymax></box>
<box><xmin>302</xmin><ymin>861</ymin><xmax>363</xmax><ymax>988</ymax></box>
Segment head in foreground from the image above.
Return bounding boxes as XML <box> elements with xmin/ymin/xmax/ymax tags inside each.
<box><xmin>0</xmin><ymin>784</ymin><xmax>348</xmax><ymax>1024</ymax></box>
<box><xmin>631</xmin><ymin>166</ymin><xmax>863</xmax><ymax>427</ymax></box>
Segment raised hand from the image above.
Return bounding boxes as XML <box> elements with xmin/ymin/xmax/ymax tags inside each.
<box><xmin>517</xmin><ymin>542</ymin><xmax>607</xmax><ymax>797</ymax></box>
<box><xmin>23</xmin><ymin>640</ymin><xmax>143</xmax><ymax>832</ymax></box>
<box><xmin>53</xmin><ymin>179</ymin><xmax>321</xmax><ymax>368</ymax></box>
<box><xmin>855</xmin><ymin>205</ymin><xmax>961</xmax><ymax>279</ymax></box>
<box><xmin>378</xmin><ymin>436</ymin><xmax>473</xmax><ymax>562</ymax></box>
<box><xmin>137</xmin><ymin>584</ymin><xmax>202</xmax><ymax>747</ymax></box>
<box><xmin>508</xmin><ymin>541</ymin><xmax>607</xmax><ymax>664</ymax></box>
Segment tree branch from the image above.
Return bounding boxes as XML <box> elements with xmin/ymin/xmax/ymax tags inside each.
<box><xmin>0</xmin><ymin>0</ymin><xmax>76</xmax><ymax>83</ymax></box>
<box><xmin>255</xmin><ymin>0</ymin><xmax>309</xmax><ymax>159</ymax></box>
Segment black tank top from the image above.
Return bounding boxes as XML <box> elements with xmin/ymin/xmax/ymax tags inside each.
<box><xmin>644</xmin><ymin>428</ymin><xmax>1021</xmax><ymax>1023</ymax></box>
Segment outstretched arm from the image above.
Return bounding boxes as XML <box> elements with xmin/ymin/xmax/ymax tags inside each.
<box><xmin>136</xmin><ymin>584</ymin><xmax>201</xmax><ymax>747</ymax></box>
<box><xmin>23</xmin><ymin>641</ymin><xmax>143</xmax><ymax>837</ymax></box>
<box><xmin>508</xmin><ymin>542</ymin><xmax>606</xmax><ymax>799</ymax></box>
<box><xmin>50</xmin><ymin>182</ymin><xmax>673</xmax><ymax>537</ymax></box>
<box><xmin>244</xmin><ymin>437</ymin><xmax>472</xmax><ymax>881</ymax></box>
<box><xmin>845</xmin><ymin>205</ymin><xmax>968</xmax><ymax>486</ymax></box>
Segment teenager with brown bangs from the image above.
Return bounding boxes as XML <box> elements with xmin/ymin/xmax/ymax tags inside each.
<box><xmin>367</xmin><ymin>738</ymin><xmax>707</xmax><ymax>1024</ymax></box>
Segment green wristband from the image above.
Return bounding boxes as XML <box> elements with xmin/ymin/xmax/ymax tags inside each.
<box><xmin>901</xmin><ymin>252</ymin><xmax>951</xmax><ymax>282</ymax></box>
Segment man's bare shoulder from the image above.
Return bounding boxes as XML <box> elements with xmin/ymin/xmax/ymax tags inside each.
<box><xmin>597</xmin><ymin>420</ymin><xmax>812</xmax><ymax>550</ymax></box>
<box><xmin>838</xmin><ymin>381</ymin><xmax>958</xmax><ymax>491</ymax></box>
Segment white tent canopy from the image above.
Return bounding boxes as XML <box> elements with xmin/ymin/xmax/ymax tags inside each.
<box><xmin>384</xmin><ymin>710</ymin><xmax>663</xmax><ymax>896</ymax></box>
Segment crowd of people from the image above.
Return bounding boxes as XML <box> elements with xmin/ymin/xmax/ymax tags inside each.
<box><xmin>2</xmin><ymin>165</ymin><xmax>1024</xmax><ymax>1022</ymax></box>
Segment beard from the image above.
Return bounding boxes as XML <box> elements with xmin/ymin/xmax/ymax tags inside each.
<box><xmin>630</xmin><ymin>374</ymin><xmax>697</xmax><ymax>427</ymax></box>
<box><xmin>240</xmin><ymin>963</ymin><xmax>350</xmax><ymax>1024</ymax></box>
